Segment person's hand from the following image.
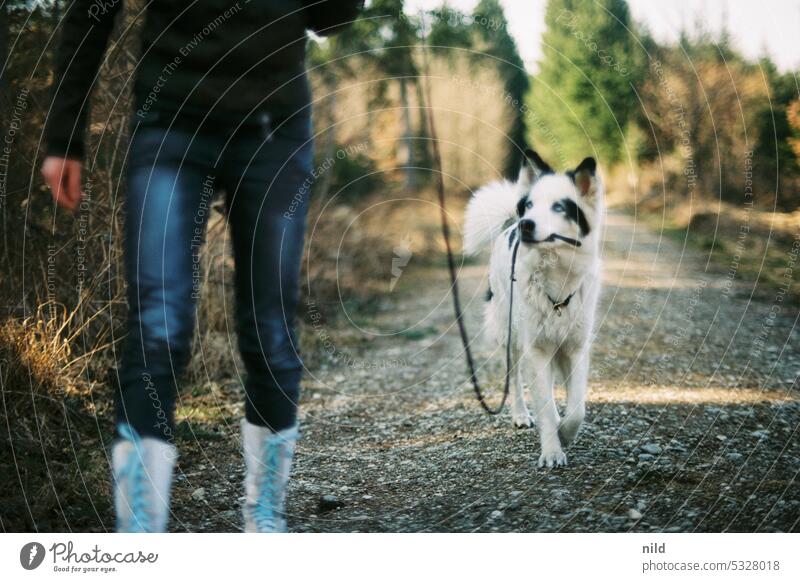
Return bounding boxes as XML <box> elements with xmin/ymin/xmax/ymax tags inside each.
<box><xmin>41</xmin><ymin>156</ymin><xmax>83</xmax><ymax>212</ymax></box>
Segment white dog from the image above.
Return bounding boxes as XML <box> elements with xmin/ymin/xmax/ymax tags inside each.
<box><xmin>463</xmin><ymin>149</ymin><xmax>604</xmax><ymax>468</ymax></box>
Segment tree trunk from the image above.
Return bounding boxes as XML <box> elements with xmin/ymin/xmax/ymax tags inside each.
<box><xmin>399</xmin><ymin>76</ymin><xmax>417</xmax><ymax>189</ymax></box>
<box><xmin>316</xmin><ymin>77</ymin><xmax>338</xmax><ymax>200</ymax></box>
<box><xmin>413</xmin><ymin>74</ymin><xmax>431</xmax><ymax>181</ymax></box>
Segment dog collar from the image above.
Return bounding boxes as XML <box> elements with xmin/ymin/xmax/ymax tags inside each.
<box><xmin>546</xmin><ymin>290</ymin><xmax>577</xmax><ymax>316</ymax></box>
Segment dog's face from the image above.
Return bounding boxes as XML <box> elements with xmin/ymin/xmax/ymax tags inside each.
<box><xmin>515</xmin><ymin>150</ymin><xmax>600</xmax><ymax>248</ymax></box>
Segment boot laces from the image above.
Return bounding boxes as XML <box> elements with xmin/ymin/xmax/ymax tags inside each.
<box><xmin>116</xmin><ymin>424</ymin><xmax>154</xmax><ymax>532</ymax></box>
<box><xmin>253</xmin><ymin>438</ymin><xmax>284</xmax><ymax>530</ymax></box>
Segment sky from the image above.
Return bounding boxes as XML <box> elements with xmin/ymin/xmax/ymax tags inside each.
<box><xmin>405</xmin><ymin>0</ymin><xmax>800</xmax><ymax>73</ymax></box>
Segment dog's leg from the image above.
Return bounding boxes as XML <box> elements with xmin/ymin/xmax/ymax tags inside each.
<box><xmin>524</xmin><ymin>346</ymin><xmax>566</xmax><ymax>468</ymax></box>
<box><xmin>511</xmin><ymin>348</ymin><xmax>534</xmax><ymax>428</ymax></box>
<box><xmin>558</xmin><ymin>348</ymin><xmax>589</xmax><ymax>447</ymax></box>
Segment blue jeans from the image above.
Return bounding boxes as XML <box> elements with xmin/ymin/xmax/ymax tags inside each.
<box><xmin>115</xmin><ymin>110</ymin><xmax>313</xmax><ymax>440</ymax></box>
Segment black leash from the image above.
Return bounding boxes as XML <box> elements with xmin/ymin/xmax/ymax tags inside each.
<box><xmin>419</xmin><ymin>24</ymin><xmax>517</xmax><ymax>415</ymax></box>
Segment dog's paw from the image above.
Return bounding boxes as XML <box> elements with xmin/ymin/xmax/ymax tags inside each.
<box><xmin>538</xmin><ymin>448</ymin><xmax>568</xmax><ymax>469</ymax></box>
<box><xmin>512</xmin><ymin>411</ymin><xmax>535</xmax><ymax>429</ymax></box>
<box><xmin>558</xmin><ymin>417</ymin><xmax>583</xmax><ymax>447</ymax></box>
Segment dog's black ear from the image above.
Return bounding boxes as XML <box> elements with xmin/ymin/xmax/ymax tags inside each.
<box><xmin>525</xmin><ymin>149</ymin><xmax>554</xmax><ymax>175</ymax></box>
<box><xmin>518</xmin><ymin>148</ymin><xmax>553</xmax><ymax>191</ymax></box>
<box><xmin>568</xmin><ymin>157</ymin><xmax>598</xmax><ymax>197</ymax></box>
<box><xmin>516</xmin><ymin>195</ymin><xmax>529</xmax><ymax>218</ymax></box>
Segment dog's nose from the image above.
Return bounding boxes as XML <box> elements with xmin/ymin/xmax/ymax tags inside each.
<box><xmin>519</xmin><ymin>219</ymin><xmax>536</xmax><ymax>241</ymax></box>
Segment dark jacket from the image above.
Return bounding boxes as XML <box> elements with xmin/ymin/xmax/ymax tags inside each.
<box><xmin>45</xmin><ymin>0</ymin><xmax>363</xmax><ymax>159</ymax></box>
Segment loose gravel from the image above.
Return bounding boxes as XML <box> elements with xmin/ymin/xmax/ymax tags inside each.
<box><xmin>169</xmin><ymin>212</ymin><xmax>799</xmax><ymax>532</ymax></box>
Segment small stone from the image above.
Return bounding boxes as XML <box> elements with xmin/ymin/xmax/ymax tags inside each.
<box><xmin>641</xmin><ymin>443</ymin><xmax>662</xmax><ymax>455</ymax></box>
<box><xmin>191</xmin><ymin>487</ymin><xmax>206</xmax><ymax>501</ymax></box>
<box><xmin>628</xmin><ymin>508</ymin><xmax>643</xmax><ymax>520</ymax></box>
<box><xmin>319</xmin><ymin>494</ymin><xmax>344</xmax><ymax>512</ymax></box>
<box><xmin>490</xmin><ymin>510</ymin><xmax>503</xmax><ymax>520</ymax></box>
<box><xmin>725</xmin><ymin>452</ymin><xmax>743</xmax><ymax>461</ymax></box>
<box><xmin>638</xmin><ymin>453</ymin><xmax>655</xmax><ymax>462</ymax></box>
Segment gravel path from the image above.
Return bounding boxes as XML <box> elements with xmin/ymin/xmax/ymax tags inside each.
<box><xmin>170</xmin><ymin>211</ymin><xmax>800</xmax><ymax>532</ymax></box>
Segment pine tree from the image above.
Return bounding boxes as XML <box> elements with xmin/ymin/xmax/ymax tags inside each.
<box><xmin>527</xmin><ymin>0</ymin><xmax>643</xmax><ymax>165</ymax></box>
<box><xmin>428</xmin><ymin>4</ymin><xmax>472</xmax><ymax>54</ymax></box>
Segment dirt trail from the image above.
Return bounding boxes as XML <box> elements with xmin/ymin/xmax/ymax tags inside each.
<box><xmin>171</xmin><ymin>212</ymin><xmax>799</xmax><ymax>532</ymax></box>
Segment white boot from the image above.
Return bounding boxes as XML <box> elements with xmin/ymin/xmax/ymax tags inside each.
<box><xmin>112</xmin><ymin>424</ymin><xmax>177</xmax><ymax>533</ymax></box>
<box><xmin>242</xmin><ymin>420</ymin><xmax>299</xmax><ymax>533</ymax></box>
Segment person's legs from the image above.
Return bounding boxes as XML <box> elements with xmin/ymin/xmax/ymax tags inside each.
<box><xmin>223</xmin><ymin>113</ymin><xmax>313</xmax><ymax>431</ymax></box>
<box><xmin>221</xmin><ymin>112</ymin><xmax>313</xmax><ymax>531</ymax></box>
<box><xmin>113</xmin><ymin>119</ymin><xmax>217</xmax><ymax>532</ymax></box>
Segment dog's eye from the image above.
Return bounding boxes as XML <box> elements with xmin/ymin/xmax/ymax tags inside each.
<box><xmin>552</xmin><ymin>202</ymin><xmax>565</xmax><ymax>213</ymax></box>
<box><xmin>526</xmin><ymin>200</ymin><xmax>533</xmax><ymax>209</ymax></box>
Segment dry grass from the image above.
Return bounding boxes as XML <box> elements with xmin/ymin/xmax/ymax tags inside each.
<box><xmin>606</xmin><ymin>162</ymin><xmax>800</xmax><ymax>299</ymax></box>
<box><xmin>0</xmin><ymin>303</ymin><xmax>113</xmax><ymax>531</ymax></box>
<box><xmin>423</xmin><ymin>56</ymin><xmax>514</xmax><ymax>187</ymax></box>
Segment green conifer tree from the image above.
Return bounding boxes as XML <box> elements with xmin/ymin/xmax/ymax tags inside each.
<box><xmin>528</xmin><ymin>0</ymin><xmax>642</xmax><ymax>165</ymax></box>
